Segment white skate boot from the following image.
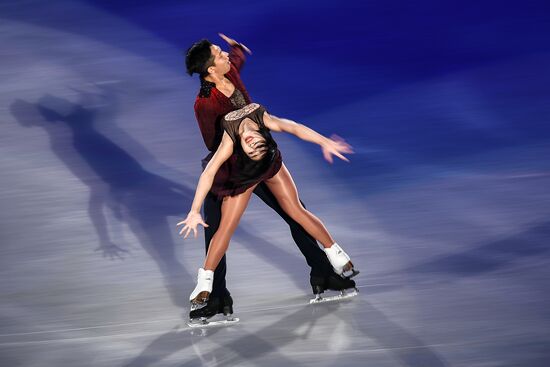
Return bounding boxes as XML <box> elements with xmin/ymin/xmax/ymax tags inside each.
<box><xmin>324</xmin><ymin>243</ymin><xmax>359</xmax><ymax>279</ymax></box>
<box><xmin>189</xmin><ymin>268</ymin><xmax>213</xmax><ymax>311</ymax></box>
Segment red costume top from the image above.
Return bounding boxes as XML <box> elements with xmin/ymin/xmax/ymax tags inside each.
<box><xmin>193</xmin><ymin>44</ymin><xmax>253</xmax><ymax>195</ymax></box>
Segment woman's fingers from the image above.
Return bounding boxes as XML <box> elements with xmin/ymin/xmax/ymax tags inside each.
<box><xmin>177</xmin><ymin>219</ymin><xmax>208</xmax><ymax>238</ymax></box>
<box><xmin>334</xmin><ymin>150</ymin><xmax>350</xmax><ymax>162</ymax></box>
<box><xmin>184</xmin><ymin>226</ymin><xmax>192</xmax><ymax>239</ymax></box>
<box><xmin>323</xmin><ymin>149</ymin><xmax>334</xmax><ymax>164</ymax></box>
<box><xmin>323</xmin><ymin>141</ymin><xmax>351</xmax><ymax>163</ymax></box>
<box><xmin>323</xmin><ymin>147</ymin><xmax>350</xmax><ymax>163</ymax></box>
<box><xmin>330</xmin><ymin>134</ymin><xmax>354</xmax><ymax>154</ymax></box>
<box><xmin>338</xmin><ymin>143</ymin><xmax>354</xmax><ymax>153</ymax></box>
<box><xmin>334</xmin><ymin>140</ymin><xmax>353</xmax><ymax>152</ymax></box>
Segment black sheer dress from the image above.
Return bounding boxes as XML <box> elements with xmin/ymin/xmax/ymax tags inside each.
<box><xmin>211</xmin><ymin>103</ymin><xmax>282</xmax><ymax>198</ymax></box>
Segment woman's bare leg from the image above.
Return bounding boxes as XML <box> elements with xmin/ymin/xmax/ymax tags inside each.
<box><xmin>264</xmin><ymin>164</ymin><xmax>356</xmax><ymax>276</ymax></box>
<box><xmin>265</xmin><ymin>164</ymin><xmax>335</xmax><ymax>247</ymax></box>
<box><xmin>191</xmin><ymin>185</ymin><xmax>256</xmax><ymax>305</ymax></box>
<box><xmin>203</xmin><ymin>184</ymin><xmax>256</xmax><ymax>271</ymax></box>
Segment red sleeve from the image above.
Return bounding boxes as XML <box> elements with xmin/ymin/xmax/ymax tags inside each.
<box><xmin>194</xmin><ymin>97</ymin><xmax>220</xmax><ymax>151</ymax></box>
<box><xmin>229</xmin><ymin>44</ymin><xmax>247</xmax><ymax>72</ymax></box>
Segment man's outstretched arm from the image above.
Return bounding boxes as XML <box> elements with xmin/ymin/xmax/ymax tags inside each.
<box><xmin>219</xmin><ymin>33</ymin><xmax>251</xmax><ymax>72</ymax></box>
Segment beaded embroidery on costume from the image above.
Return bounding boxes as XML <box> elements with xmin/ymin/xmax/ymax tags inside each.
<box><xmin>199</xmin><ymin>78</ymin><xmax>216</xmax><ymax>98</ymax></box>
<box><xmin>224</xmin><ymin>103</ymin><xmax>260</xmax><ymax>121</ymax></box>
<box><xmin>230</xmin><ymin>89</ymin><xmax>247</xmax><ymax>109</ymax></box>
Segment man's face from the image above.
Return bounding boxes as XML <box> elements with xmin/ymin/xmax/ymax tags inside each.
<box><xmin>208</xmin><ymin>44</ymin><xmax>230</xmax><ymax>75</ymax></box>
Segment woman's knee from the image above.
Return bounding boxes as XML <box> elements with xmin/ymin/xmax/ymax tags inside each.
<box><xmin>282</xmin><ymin>201</ymin><xmax>309</xmax><ymax>223</ymax></box>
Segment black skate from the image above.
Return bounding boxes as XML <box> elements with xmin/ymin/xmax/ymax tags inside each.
<box><xmin>188</xmin><ymin>295</ymin><xmax>239</xmax><ymax>328</ymax></box>
<box><xmin>309</xmin><ymin>274</ymin><xmax>358</xmax><ymax>304</ymax></box>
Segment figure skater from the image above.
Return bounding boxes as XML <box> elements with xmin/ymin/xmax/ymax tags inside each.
<box><xmin>184</xmin><ymin>35</ymin><xmax>355</xmax><ymax>319</ymax></box>
<box><xmin>177</xmin><ymin>102</ymin><xmax>358</xmax><ymax>308</ymax></box>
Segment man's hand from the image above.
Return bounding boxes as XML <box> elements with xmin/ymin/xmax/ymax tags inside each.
<box><xmin>321</xmin><ymin>135</ymin><xmax>354</xmax><ymax>164</ymax></box>
<box><xmin>219</xmin><ymin>33</ymin><xmax>252</xmax><ymax>54</ymax></box>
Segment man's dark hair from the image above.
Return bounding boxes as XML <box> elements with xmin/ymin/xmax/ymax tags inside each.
<box><xmin>185</xmin><ymin>39</ymin><xmax>214</xmax><ymax>76</ymax></box>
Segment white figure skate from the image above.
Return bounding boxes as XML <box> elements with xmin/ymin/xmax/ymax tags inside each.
<box><xmin>188</xmin><ymin>293</ymin><xmax>240</xmax><ymax>328</ymax></box>
<box><xmin>189</xmin><ymin>268</ymin><xmax>214</xmax><ymax>311</ymax></box>
<box><xmin>324</xmin><ymin>243</ymin><xmax>360</xmax><ymax>279</ymax></box>
<box><xmin>308</xmin><ymin>243</ymin><xmax>359</xmax><ymax>304</ymax></box>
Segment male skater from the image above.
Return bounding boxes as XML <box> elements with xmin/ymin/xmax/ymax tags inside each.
<box><xmin>184</xmin><ymin>33</ymin><xmax>355</xmax><ymax>320</ymax></box>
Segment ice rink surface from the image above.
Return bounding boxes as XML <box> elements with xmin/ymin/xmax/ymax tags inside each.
<box><xmin>1</xmin><ymin>1</ymin><xmax>550</xmax><ymax>366</ymax></box>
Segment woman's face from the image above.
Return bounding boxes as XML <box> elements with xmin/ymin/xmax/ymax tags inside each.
<box><xmin>240</xmin><ymin>120</ymin><xmax>267</xmax><ymax>161</ymax></box>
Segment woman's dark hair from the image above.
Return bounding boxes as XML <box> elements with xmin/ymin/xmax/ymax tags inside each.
<box><xmin>234</xmin><ymin>125</ymin><xmax>278</xmax><ymax>186</ymax></box>
<box><xmin>185</xmin><ymin>39</ymin><xmax>214</xmax><ymax>76</ymax></box>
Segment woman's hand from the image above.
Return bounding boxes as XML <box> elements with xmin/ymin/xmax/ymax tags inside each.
<box><xmin>321</xmin><ymin>135</ymin><xmax>354</xmax><ymax>163</ymax></box>
<box><xmin>177</xmin><ymin>212</ymin><xmax>209</xmax><ymax>239</ymax></box>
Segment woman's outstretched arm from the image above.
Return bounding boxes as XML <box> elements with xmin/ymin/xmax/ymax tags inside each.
<box><xmin>262</xmin><ymin>112</ymin><xmax>353</xmax><ymax>163</ymax></box>
<box><xmin>177</xmin><ymin>131</ymin><xmax>234</xmax><ymax>238</ymax></box>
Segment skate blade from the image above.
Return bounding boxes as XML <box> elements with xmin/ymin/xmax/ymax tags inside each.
<box><xmin>188</xmin><ymin>317</ymin><xmax>240</xmax><ymax>328</ymax></box>
<box><xmin>342</xmin><ymin>269</ymin><xmax>360</xmax><ymax>279</ymax></box>
<box><xmin>309</xmin><ymin>289</ymin><xmax>358</xmax><ymax>304</ymax></box>
<box><xmin>190</xmin><ymin>302</ymin><xmax>208</xmax><ymax>312</ymax></box>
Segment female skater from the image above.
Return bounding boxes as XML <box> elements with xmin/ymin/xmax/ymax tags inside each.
<box><xmin>178</xmin><ymin>103</ymin><xmax>357</xmax><ymax>308</ymax></box>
